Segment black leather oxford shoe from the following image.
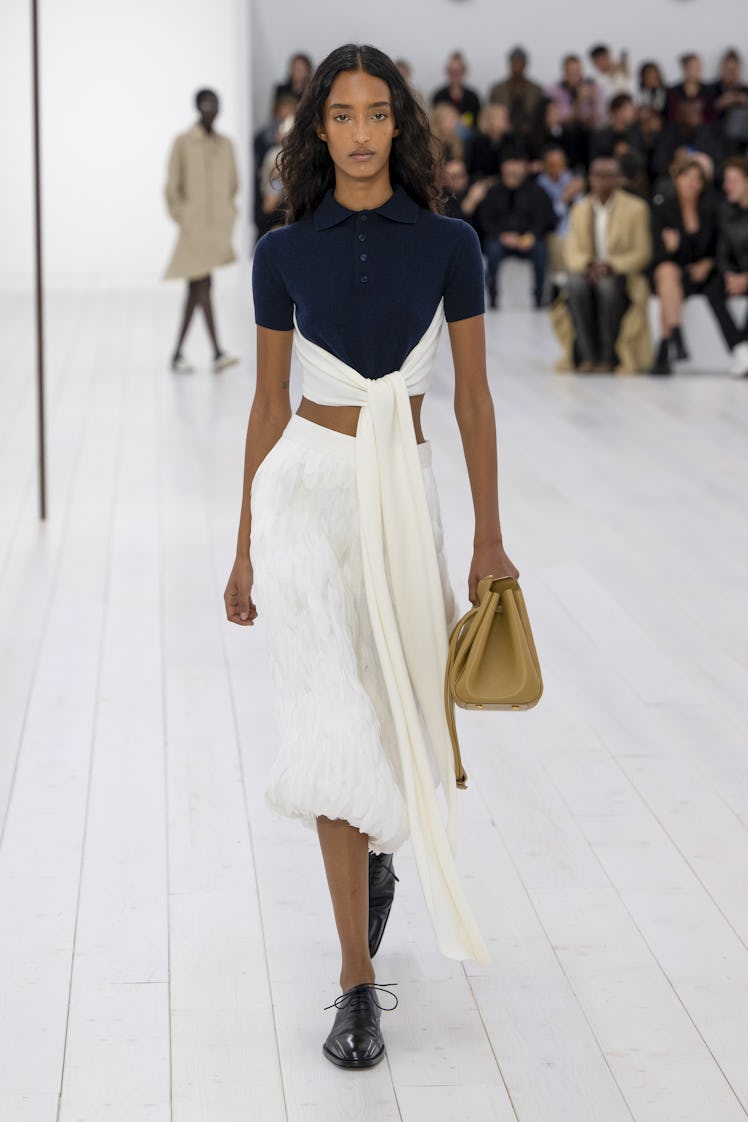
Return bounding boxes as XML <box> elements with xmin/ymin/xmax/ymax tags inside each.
<box><xmin>368</xmin><ymin>852</ymin><xmax>398</xmax><ymax>958</ymax></box>
<box><xmin>322</xmin><ymin>983</ymin><xmax>398</xmax><ymax>1069</ymax></box>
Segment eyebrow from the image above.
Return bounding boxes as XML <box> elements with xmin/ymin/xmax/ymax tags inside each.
<box><xmin>328</xmin><ymin>101</ymin><xmax>392</xmax><ymax>109</ymax></box>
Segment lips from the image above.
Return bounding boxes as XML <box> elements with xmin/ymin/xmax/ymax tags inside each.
<box><xmin>351</xmin><ymin>150</ymin><xmax>374</xmax><ymax>159</ymax></box>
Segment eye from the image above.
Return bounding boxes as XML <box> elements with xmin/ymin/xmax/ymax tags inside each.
<box><xmin>333</xmin><ymin>113</ymin><xmax>350</xmax><ymax>123</ymax></box>
<box><xmin>372</xmin><ymin>112</ymin><xmax>389</xmax><ymax>121</ymax></box>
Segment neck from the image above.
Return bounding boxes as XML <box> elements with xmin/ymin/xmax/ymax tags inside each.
<box><xmin>333</xmin><ymin>169</ymin><xmax>395</xmax><ymax>212</ymax></box>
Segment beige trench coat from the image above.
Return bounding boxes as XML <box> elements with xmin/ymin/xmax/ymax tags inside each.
<box><xmin>164</xmin><ymin>123</ymin><xmax>239</xmax><ymax>280</ymax></box>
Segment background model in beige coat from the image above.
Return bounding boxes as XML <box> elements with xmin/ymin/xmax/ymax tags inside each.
<box><xmin>164</xmin><ymin>90</ymin><xmax>239</xmax><ymax>374</ymax></box>
<box><xmin>164</xmin><ymin>121</ymin><xmax>239</xmax><ymax>280</ymax></box>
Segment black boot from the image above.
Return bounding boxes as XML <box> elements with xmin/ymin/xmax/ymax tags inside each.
<box><xmin>671</xmin><ymin>325</ymin><xmax>690</xmax><ymax>361</ymax></box>
<box><xmin>368</xmin><ymin>852</ymin><xmax>399</xmax><ymax>958</ymax></box>
<box><xmin>650</xmin><ymin>338</ymin><xmax>673</xmax><ymax>376</ymax></box>
<box><xmin>322</xmin><ymin>983</ymin><xmax>398</xmax><ymax>1069</ymax></box>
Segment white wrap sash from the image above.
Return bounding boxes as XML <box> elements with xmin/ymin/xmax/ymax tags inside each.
<box><xmin>293</xmin><ymin>300</ymin><xmax>489</xmax><ymax>963</ymax></box>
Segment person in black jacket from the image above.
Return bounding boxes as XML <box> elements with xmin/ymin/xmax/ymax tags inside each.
<box><xmin>649</xmin><ymin>158</ymin><xmax>724</xmax><ymax>373</ymax></box>
<box><xmin>715</xmin><ymin>156</ymin><xmax>748</xmax><ymax>376</ymax></box>
<box><xmin>477</xmin><ymin>154</ymin><xmax>558</xmax><ymax>308</ymax></box>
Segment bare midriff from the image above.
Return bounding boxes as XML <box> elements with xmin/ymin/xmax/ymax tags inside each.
<box><xmin>297</xmin><ymin>394</ymin><xmax>427</xmax><ymax>444</ymax></box>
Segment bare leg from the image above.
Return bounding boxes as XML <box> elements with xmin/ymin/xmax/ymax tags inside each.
<box><xmin>317</xmin><ymin>816</ymin><xmax>375</xmax><ymax>992</ymax></box>
<box><xmin>196</xmin><ymin>275</ymin><xmax>222</xmax><ymax>358</ymax></box>
<box><xmin>173</xmin><ymin>279</ymin><xmax>200</xmax><ymax>358</ymax></box>
<box><xmin>655</xmin><ymin>262</ymin><xmax>683</xmax><ymax>336</ymax></box>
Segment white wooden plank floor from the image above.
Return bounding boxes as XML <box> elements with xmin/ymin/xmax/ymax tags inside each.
<box><xmin>1</xmin><ymin>262</ymin><xmax>747</xmax><ymax>1122</ymax></box>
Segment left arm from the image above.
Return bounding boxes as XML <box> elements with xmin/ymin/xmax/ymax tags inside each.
<box><xmin>448</xmin><ymin>314</ymin><xmax>519</xmax><ymax>605</ymax></box>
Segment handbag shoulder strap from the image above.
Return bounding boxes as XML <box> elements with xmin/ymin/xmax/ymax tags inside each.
<box><xmin>445</xmin><ymin>600</ymin><xmax>476</xmax><ymax>789</ymax></box>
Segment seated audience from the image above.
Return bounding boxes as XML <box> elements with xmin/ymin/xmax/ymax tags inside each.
<box><xmin>589</xmin><ymin>44</ymin><xmax>632</xmax><ymax>100</ymax></box>
<box><xmin>488</xmin><ymin>47</ymin><xmax>545</xmax><ymax>133</ymax></box>
<box><xmin>537</xmin><ymin>147</ymin><xmax>586</xmax><ymax>236</ymax></box>
<box><xmin>537</xmin><ymin>146</ymin><xmax>585</xmax><ymax>288</ymax></box>
<box><xmin>564</xmin><ymin>157</ymin><xmax>652</xmax><ymax>371</ymax></box>
<box><xmin>665</xmin><ymin>53</ymin><xmax>715</xmax><ymax>124</ymax></box>
<box><xmin>477</xmin><ymin>155</ymin><xmax>557</xmax><ymax>309</ymax></box>
<box><xmin>637</xmin><ymin>106</ymin><xmax>665</xmax><ymax>191</ymax></box>
<box><xmin>638</xmin><ymin>62</ymin><xmax>667</xmax><ymax>114</ymax></box>
<box><xmin>715</xmin><ymin>156</ymin><xmax>748</xmax><ymax>376</ymax></box>
<box><xmin>441</xmin><ymin>158</ymin><xmax>472</xmax><ymax>220</ymax></box>
<box><xmin>395</xmin><ymin>58</ymin><xmax>428</xmax><ymax>112</ymax></box>
<box><xmin>432</xmin><ymin>51</ymin><xmax>481</xmax><ymax>132</ymax></box>
<box><xmin>654</xmin><ymin>101</ymin><xmax>723</xmax><ymax>182</ymax></box>
<box><xmin>529</xmin><ymin>97</ymin><xmax>589</xmax><ymax>172</ymax></box>
<box><xmin>619</xmin><ymin>150</ymin><xmax>650</xmax><ymax>199</ymax></box>
<box><xmin>713</xmin><ymin>49</ymin><xmax>748</xmax><ymax>156</ymax></box>
<box><xmin>590</xmin><ymin>93</ymin><xmax>645</xmax><ymax>161</ymax></box>
<box><xmin>649</xmin><ymin>159</ymin><xmax>723</xmax><ymax>374</ymax></box>
<box><xmin>467</xmin><ymin>104</ymin><xmax>519</xmax><ymax>178</ymax></box>
<box><xmin>546</xmin><ymin>54</ymin><xmax>606</xmax><ymax>130</ymax></box>
<box><xmin>273</xmin><ymin>53</ymin><xmax>312</xmax><ymax>107</ymax></box>
<box><xmin>253</xmin><ymin>93</ymin><xmax>296</xmax><ymax>237</ymax></box>
<box><xmin>431</xmin><ymin>103</ymin><xmax>466</xmax><ymax>163</ymax></box>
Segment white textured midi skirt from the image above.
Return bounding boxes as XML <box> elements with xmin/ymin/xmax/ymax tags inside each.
<box><xmin>250</xmin><ymin>414</ymin><xmax>458</xmax><ymax>855</ymax></box>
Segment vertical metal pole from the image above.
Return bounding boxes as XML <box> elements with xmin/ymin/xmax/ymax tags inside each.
<box><xmin>31</xmin><ymin>0</ymin><xmax>47</xmax><ymax>520</ymax></box>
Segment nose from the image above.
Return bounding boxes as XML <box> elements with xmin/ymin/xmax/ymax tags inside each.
<box><xmin>353</xmin><ymin>115</ymin><xmax>371</xmax><ymax>145</ymax></box>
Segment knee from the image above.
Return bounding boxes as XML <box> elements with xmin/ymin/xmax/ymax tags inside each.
<box><xmin>566</xmin><ymin>272</ymin><xmax>587</xmax><ymax>294</ymax></box>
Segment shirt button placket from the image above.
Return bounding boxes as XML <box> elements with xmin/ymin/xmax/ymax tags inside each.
<box><xmin>356</xmin><ymin>213</ymin><xmax>369</xmax><ymax>288</ymax></box>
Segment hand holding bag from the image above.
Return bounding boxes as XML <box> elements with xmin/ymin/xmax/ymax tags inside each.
<box><xmin>444</xmin><ymin>575</ymin><xmax>543</xmax><ymax>789</ymax></box>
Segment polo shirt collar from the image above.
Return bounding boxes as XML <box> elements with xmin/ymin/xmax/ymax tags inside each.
<box><xmin>314</xmin><ymin>184</ymin><xmax>419</xmax><ymax>230</ymax></box>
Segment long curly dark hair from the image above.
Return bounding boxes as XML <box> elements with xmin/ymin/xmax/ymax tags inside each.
<box><xmin>278</xmin><ymin>44</ymin><xmax>442</xmax><ymax>222</ymax></box>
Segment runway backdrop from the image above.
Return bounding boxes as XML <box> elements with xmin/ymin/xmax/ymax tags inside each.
<box><xmin>0</xmin><ymin>0</ymin><xmax>743</xmax><ymax>285</ymax></box>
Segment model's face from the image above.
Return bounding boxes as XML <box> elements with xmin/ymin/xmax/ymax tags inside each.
<box><xmin>593</xmin><ymin>52</ymin><xmax>611</xmax><ymax>73</ymax></box>
<box><xmin>317</xmin><ymin>69</ymin><xmax>398</xmax><ymax>184</ymax></box>
<box><xmin>724</xmin><ymin>167</ymin><xmax>748</xmax><ymax>205</ymax></box>
<box><xmin>642</xmin><ymin>66</ymin><xmax>660</xmax><ymax>89</ymax></box>
<box><xmin>510</xmin><ymin>57</ymin><xmax>526</xmax><ymax>78</ymax></box>
<box><xmin>447</xmin><ymin>59</ymin><xmax>465</xmax><ymax>84</ymax></box>
<box><xmin>198</xmin><ymin>95</ymin><xmax>219</xmax><ymax>128</ymax></box>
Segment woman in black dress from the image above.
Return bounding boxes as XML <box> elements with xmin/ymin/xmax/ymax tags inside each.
<box><xmin>650</xmin><ymin>159</ymin><xmax>722</xmax><ymax>374</ymax></box>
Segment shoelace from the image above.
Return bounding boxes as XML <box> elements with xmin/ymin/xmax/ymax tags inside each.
<box><xmin>369</xmin><ymin>854</ymin><xmax>400</xmax><ymax>884</ymax></box>
<box><xmin>324</xmin><ymin>982</ymin><xmax>399</xmax><ymax>1013</ymax></box>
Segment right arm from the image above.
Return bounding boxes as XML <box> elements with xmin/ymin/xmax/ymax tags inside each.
<box><xmin>224</xmin><ymin>326</ymin><xmax>293</xmax><ymax>625</ymax></box>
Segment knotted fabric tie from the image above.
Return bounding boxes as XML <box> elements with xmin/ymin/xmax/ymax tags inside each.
<box><xmin>293</xmin><ymin>301</ymin><xmax>489</xmax><ymax>965</ymax></box>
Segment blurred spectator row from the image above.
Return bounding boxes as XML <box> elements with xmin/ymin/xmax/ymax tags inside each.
<box><xmin>253</xmin><ymin>48</ymin><xmax>748</xmax><ymax>376</ymax></box>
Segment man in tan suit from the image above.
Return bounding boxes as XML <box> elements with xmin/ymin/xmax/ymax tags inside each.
<box><xmin>565</xmin><ymin>158</ymin><xmax>652</xmax><ymax>371</ymax></box>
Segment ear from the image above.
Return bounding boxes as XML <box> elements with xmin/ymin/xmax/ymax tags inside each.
<box><xmin>316</xmin><ymin>125</ymin><xmax>327</xmax><ymax>142</ymax></box>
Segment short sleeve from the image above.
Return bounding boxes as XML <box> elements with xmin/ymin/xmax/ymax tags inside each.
<box><xmin>443</xmin><ymin>221</ymin><xmax>485</xmax><ymax>322</ymax></box>
<box><xmin>252</xmin><ymin>231</ymin><xmax>294</xmax><ymax>330</ymax></box>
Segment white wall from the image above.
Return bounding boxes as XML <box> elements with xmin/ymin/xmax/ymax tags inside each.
<box><xmin>0</xmin><ymin>0</ymin><xmax>251</xmax><ymax>286</ymax></box>
<box><xmin>252</xmin><ymin>0</ymin><xmax>745</xmax><ymax>127</ymax></box>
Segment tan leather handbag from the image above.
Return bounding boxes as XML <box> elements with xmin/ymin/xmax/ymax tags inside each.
<box><xmin>445</xmin><ymin>575</ymin><xmax>543</xmax><ymax>789</ymax></box>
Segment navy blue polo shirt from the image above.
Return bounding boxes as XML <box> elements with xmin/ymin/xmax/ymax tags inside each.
<box><xmin>251</xmin><ymin>185</ymin><xmax>485</xmax><ymax>381</ymax></box>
